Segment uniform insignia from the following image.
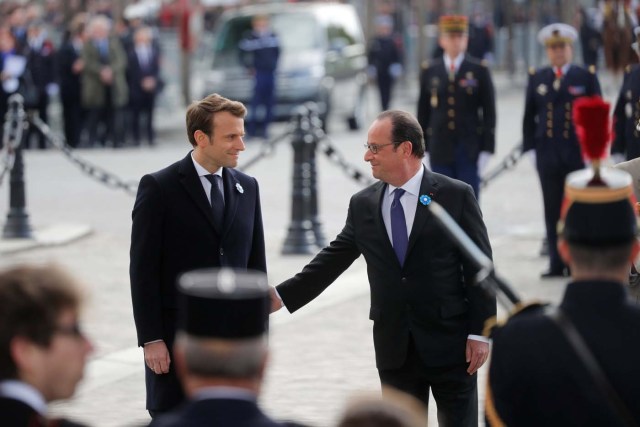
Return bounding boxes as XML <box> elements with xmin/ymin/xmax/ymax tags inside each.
<box><xmin>421</xmin><ymin>60</ymin><xmax>430</xmax><ymax>70</ymax></box>
<box><xmin>537</xmin><ymin>84</ymin><xmax>548</xmax><ymax>95</ymax></box>
<box><xmin>430</xmin><ymin>77</ymin><xmax>439</xmax><ymax>108</ymax></box>
<box><xmin>466</xmin><ymin>71</ymin><xmax>474</xmax><ymax>80</ymax></box>
<box><xmin>553</xmin><ymin>79</ymin><xmax>561</xmax><ymax>91</ymax></box>
<box><xmin>529</xmin><ymin>66</ymin><xmax>536</xmax><ymax>75</ymax></box>
<box><xmin>568</xmin><ymin>85</ymin><xmax>585</xmax><ymax>95</ymax></box>
<box><xmin>627</xmin><ymin>90</ymin><xmax>632</xmax><ymax>100</ymax></box>
<box><xmin>588</xmin><ymin>64</ymin><xmax>596</xmax><ymax>74</ymax></box>
<box><xmin>626</xmin><ymin>103</ymin><xmax>633</xmax><ymax>118</ymax></box>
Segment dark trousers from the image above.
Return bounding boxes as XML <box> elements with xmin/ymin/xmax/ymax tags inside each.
<box><xmin>248</xmin><ymin>70</ymin><xmax>276</xmax><ymax>138</ymax></box>
<box><xmin>24</xmin><ymin>92</ymin><xmax>49</xmax><ymax>149</ymax></box>
<box><xmin>145</xmin><ymin>361</ymin><xmax>184</xmax><ymax>413</ymax></box>
<box><xmin>538</xmin><ymin>169</ymin><xmax>571</xmax><ymax>272</ymax></box>
<box><xmin>431</xmin><ymin>143</ymin><xmax>480</xmax><ymax>199</ymax></box>
<box><xmin>131</xmin><ymin>97</ymin><xmax>156</xmax><ymax>146</ymax></box>
<box><xmin>86</xmin><ymin>105</ymin><xmax>125</xmax><ymax>147</ymax></box>
<box><xmin>379</xmin><ymin>338</ymin><xmax>478</xmax><ymax>427</ymax></box>
<box><xmin>61</xmin><ymin>95</ymin><xmax>85</xmax><ymax>148</ymax></box>
<box><xmin>377</xmin><ymin>72</ymin><xmax>393</xmax><ymax>111</ymax></box>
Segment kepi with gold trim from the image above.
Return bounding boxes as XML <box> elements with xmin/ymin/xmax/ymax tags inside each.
<box><xmin>438</xmin><ymin>15</ymin><xmax>468</xmax><ymax>35</ymax></box>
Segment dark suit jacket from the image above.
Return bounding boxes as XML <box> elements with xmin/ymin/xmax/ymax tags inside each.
<box><xmin>127</xmin><ymin>45</ymin><xmax>161</xmax><ymax>108</ymax></box>
<box><xmin>149</xmin><ymin>398</ymin><xmax>283</xmax><ymax>427</ymax></box>
<box><xmin>277</xmin><ymin>168</ymin><xmax>495</xmax><ymax>370</ymax></box>
<box><xmin>57</xmin><ymin>41</ymin><xmax>82</xmax><ymax>103</ymax></box>
<box><xmin>130</xmin><ymin>153</ymin><xmax>267</xmax><ymax>411</ymax></box>
<box><xmin>488</xmin><ymin>281</ymin><xmax>640</xmax><ymax>426</ymax></box>
<box><xmin>613</xmin><ymin>64</ymin><xmax>640</xmax><ymax>160</ymax></box>
<box><xmin>417</xmin><ymin>56</ymin><xmax>496</xmax><ymax>165</ymax></box>
<box><xmin>522</xmin><ymin>64</ymin><xmax>601</xmax><ymax>174</ymax></box>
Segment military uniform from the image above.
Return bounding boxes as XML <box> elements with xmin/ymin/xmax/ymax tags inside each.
<box><xmin>523</xmin><ymin>23</ymin><xmax>601</xmax><ymax>277</ymax></box>
<box><xmin>417</xmin><ymin>16</ymin><xmax>496</xmax><ymax>199</ymax></box>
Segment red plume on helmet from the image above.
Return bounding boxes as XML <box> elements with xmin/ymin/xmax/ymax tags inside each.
<box><xmin>572</xmin><ymin>96</ymin><xmax>611</xmax><ymax>185</ymax></box>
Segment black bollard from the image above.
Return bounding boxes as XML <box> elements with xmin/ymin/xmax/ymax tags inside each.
<box><xmin>305</xmin><ymin>102</ymin><xmax>326</xmax><ymax>247</ymax></box>
<box><xmin>2</xmin><ymin>94</ymin><xmax>33</xmax><ymax>239</ymax></box>
<box><xmin>282</xmin><ymin>105</ymin><xmax>320</xmax><ymax>254</ymax></box>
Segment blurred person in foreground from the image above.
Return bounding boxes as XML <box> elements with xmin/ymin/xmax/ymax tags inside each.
<box><xmin>148</xmin><ymin>268</ymin><xmax>283</xmax><ymax>427</ymax></box>
<box><xmin>0</xmin><ymin>264</ymin><xmax>93</xmax><ymax>427</ymax></box>
<box><xmin>336</xmin><ymin>386</ymin><xmax>427</xmax><ymax>427</ymax></box>
<box><xmin>522</xmin><ymin>23</ymin><xmax>601</xmax><ymax>278</ymax></box>
<box><xmin>130</xmin><ymin>93</ymin><xmax>266</xmax><ymax>417</ymax></box>
<box><xmin>272</xmin><ymin>110</ymin><xmax>495</xmax><ymax>427</ymax></box>
<box><xmin>487</xmin><ymin>96</ymin><xmax>640</xmax><ymax>426</ymax></box>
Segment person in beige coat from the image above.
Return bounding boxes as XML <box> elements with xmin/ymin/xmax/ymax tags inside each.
<box><xmin>614</xmin><ymin>157</ymin><xmax>640</xmax><ymax>302</ymax></box>
<box><xmin>81</xmin><ymin>15</ymin><xmax>128</xmax><ymax>148</ymax></box>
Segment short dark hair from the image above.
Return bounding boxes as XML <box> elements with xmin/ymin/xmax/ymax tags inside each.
<box><xmin>0</xmin><ymin>265</ymin><xmax>83</xmax><ymax>379</ymax></box>
<box><xmin>376</xmin><ymin>110</ymin><xmax>425</xmax><ymax>159</ymax></box>
<box><xmin>567</xmin><ymin>242</ymin><xmax>635</xmax><ymax>271</ymax></box>
<box><xmin>186</xmin><ymin>93</ymin><xmax>247</xmax><ymax>147</ymax></box>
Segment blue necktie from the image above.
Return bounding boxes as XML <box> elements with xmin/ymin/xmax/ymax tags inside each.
<box><xmin>205</xmin><ymin>175</ymin><xmax>225</xmax><ymax>228</ymax></box>
<box><xmin>391</xmin><ymin>188</ymin><xmax>408</xmax><ymax>265</ymax></box>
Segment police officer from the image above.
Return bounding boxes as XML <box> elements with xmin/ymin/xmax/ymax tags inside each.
<box><xmin>523</xmin><ymin>23</ymin><xmax>601</xmax><ymax>278</ymax></box>
<box><xmin>239</xmin><ymin>14</ymin><xmax>280</xmax><ymax>140</ymax></box>
<box><xmin>417</xmin><ymin>15</ymin><xmax>496</xmax><ymax>199</ymax></box>
<box><xmin>149</xmin><ymin>268</ymin><xmax>284</xmax><ymax>427</ymax></box>
<box><xmin>612</xmin><ymin>27</ymin><xmax>640</xmax><ymax>161</ymax></box>
<box><xmin>486</xmin><ymin>162</ymin><xmax>640</xmax><ymax>426</ymax></box>
<box><xmin>367</xmin><ymin>14</ymin><xmax>402</xmax><ymax>111</ymax></box>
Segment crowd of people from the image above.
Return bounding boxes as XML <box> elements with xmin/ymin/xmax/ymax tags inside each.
<box><xmin>0</xmin><ymin>1</ymin><xmax>163</xmax><ymax>150</ymax></box>
<box><xmin>3</xmin><ymin>2</ymin><xmax>640</xmax><ymax>427</ymax></box>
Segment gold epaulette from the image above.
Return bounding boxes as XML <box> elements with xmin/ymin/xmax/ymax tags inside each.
<box><xmin>528</xmin><ymin>66</ymin><xmax>536</xmax><ymax>76</ymax></box>
<box><xmin>589</xmin><ymin>64</ymin><xmax>596</xmax><ymax>74</ymax></box>
<box><xmin>482</xmin><ymin>300</ymin><xmax>548</xmax><ymax>337</ymax></box>
<box><xmin>421</xmin><ymin>60</ymin><xmax>430</xmax><ymax>70</ymax></box>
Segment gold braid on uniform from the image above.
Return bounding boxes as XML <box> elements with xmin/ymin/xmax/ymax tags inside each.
<box><xmin>485</xmin><ymin>371</ymin><xmax>507</xmax><ymax>427</ymax></box>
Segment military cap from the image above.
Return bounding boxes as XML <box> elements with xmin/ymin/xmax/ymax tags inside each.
<box><xmin>177</xmin><ymin>268</ymin><xmax>270</xmax><ymax>339</ymax></box>
<box><xmin>537</xmin><ymin>23</ymin><xmax>578</xmax><ymax>47</ymax></box>
<box><xmin>558</xmin><ymin>96</ymin><xmax>638</xmax><ymax>247</ymax></box>
<box><xmin>438</xmin><ymin>15</ymin><xmax>468</xmax><ymax>35</ymax></box>
<box><xmin>632</xmin><ymin>27</ymin><xmax>640</xmax><ymax>53</ymax></box>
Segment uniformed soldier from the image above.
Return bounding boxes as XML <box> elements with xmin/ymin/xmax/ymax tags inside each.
<box><xmin>417</xmin><ymin>15</ymin><xmax>496</xmax><ymax>199</ymax></box>
<box><xmin>612</xmin><ymin>27</ymin><xmax>640</xmax><ymax>161</ymax></box>
<box><xmin>239</xmin><ymin>14</ymin><xmax>280</xmax><ymax>140</ymax></box>
<box><xmin>149</xmin><ymin>268</ymin><xmax>285</xmax><ymax>427</ymax></box>
<box><xmin>486</xmin><ymin>157</ymin><xmax>640</xmax><ymax>427</ymax></box>
<box><xmin>367</xmin><ymin>14</ymin><xmax>403</xmax><ymax>111</ymax></box>
<box><xmin>523</xmin><ymin>23</ymin><xmax>601</xmax><ymax>278</ymax></box>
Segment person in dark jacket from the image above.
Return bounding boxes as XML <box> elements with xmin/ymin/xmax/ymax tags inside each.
<box><xmin>487</xmin><ymin>162</ymin><xmax>640</xmax><ymax>426</ymax></box>
<box><xmin>417</xmin><ymin>15</ymin><xmax>496</xmax><ymax>199</ymax></box>
<box><xmin>368</xmin><ymin>15</ymin><xmax>402</xmax><ymax>111</ymax></box>
<box><xmin>239</xmin><ymin>14</ymin><xmax>280</xmax><ymax>139</ymax></box>
<box><xmin>612</xmin><ymin>27</ymin><xmax>640</xmax><ymax>161</ymax></box>
<box><xmin>522</xmin><ymin>23</ymin><xmax>601</xmax><ymax>278</ymax></box>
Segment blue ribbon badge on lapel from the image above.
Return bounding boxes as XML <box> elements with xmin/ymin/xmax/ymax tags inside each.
<box><xmin>419</xmin><ymin>194</ymin><xmax>431</xmax><ymax>206</ymax></box>
<box><xmin>235</xmin><ymin>183</ymin><xmax>244</xmax><ymax>194</ymax></box>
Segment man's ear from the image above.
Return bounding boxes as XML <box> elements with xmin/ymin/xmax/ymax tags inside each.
<box><xmin>193</xmin><ymin>130</ymin><xmax>208</xmax><ymax>147</ymax></box>
<box><xmin>10</xmin><ymin>336</ymin><xmax>39</xmax><ymax>376</ymax></box>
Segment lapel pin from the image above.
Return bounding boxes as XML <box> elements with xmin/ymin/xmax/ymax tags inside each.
<box><xmin>419</xmin><ymin>195</ymin><xmax>431</xmax><ymax>206</ymax></box>
<box><xmin>235</xmin><ymin>183</ymin><xmax>244</xmax><ymax>194</ymax></box>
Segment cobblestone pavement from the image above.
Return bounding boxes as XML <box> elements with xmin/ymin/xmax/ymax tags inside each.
<box><xmin>0</xmin><ymin>71</ymin><xmax>598</xmax><ymax>426</ymax></box>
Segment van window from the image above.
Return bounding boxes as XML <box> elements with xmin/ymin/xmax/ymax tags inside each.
<box><xmin>213</xmin><ymin>12</ymin><xmax>322</xmax><ymax>67</ymax></box>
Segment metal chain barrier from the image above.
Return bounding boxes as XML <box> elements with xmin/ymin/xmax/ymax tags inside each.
<box><xmin>0</xmin><ymin>95</ymin><xmax>26</xmax><ymax>187</ymax></box>
<box><xmin>28</xmin><ymin>114</ymin><xmax>140</xmax><ymax>196</ymax></box>
<box><xmin>480</xmin><ymin>143</ymin><xmax>524</xmax><ymax>189</ymax></box>
<box><xmin>237</xmin><ymin>121</ymin><xmax>296</xmax><ymax>171</ymax></box>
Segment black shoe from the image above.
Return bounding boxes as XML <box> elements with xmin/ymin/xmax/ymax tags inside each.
<box><xmin>540</xmin><ymin>267</ymin><xmax>569</xmax><ymax>279</ymax></box>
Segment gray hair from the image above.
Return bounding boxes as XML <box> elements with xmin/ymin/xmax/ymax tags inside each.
<box><xmin>176</xmin><ymin>332</ymin><xmax>267</xmax><ymax>379</ymax></box>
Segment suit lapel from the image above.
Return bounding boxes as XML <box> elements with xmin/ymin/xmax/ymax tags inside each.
<box><xmin>407</xmin><ymin>168</ymin><xmax>439</xmax><ymax>257</ymax></box>
<box><xmin>177</xmin><ymin>153</ymin><xmax>219</xmax><ymax>233</ymax></box>
<box><xmin>221</xmin><ymin>168</ymin><xmax>240</xmax><ymax>238</ymax></box>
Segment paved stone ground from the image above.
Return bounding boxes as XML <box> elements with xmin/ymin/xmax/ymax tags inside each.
<box><xmin>1</xmin><ymin>69</ymin><xmax>619</xmax><ymax>426</ymax></box>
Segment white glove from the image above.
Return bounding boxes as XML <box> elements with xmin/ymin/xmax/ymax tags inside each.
<box><xmin>422</xmin><ymin>153</ymin><xmax>431</xmax><ymax>170</ymax></box>
<box><xmin>389</xmin><ymin>63</ymin><xmax>403</xmax><ymax>78</ymax></box>
<box><xmin>477</xmin><ymin>151</ymin><xmax>492</xmax><ymax>175</ymax></box>
<box><xmin>610</xmin><ymin>153</ymin><xmax>626</xmax><ymax>164</ymax></box>
<box><xmin>527</xmin><ymin>150</ymin><xmax>537</xmax><ymax>168</ymax></box>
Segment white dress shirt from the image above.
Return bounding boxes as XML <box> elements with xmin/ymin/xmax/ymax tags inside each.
<box><xmin>191</xmin><ymin>152</ymin><xmax>225</xmax><ymax>204</ymax></box>
<box><xmin>443</xmin><ymin>53</ymin><xmax>465</xmax><ymax>75</ymax></box>
<box><xmin>0</xmin><ymin>380</ymin><xmax>47</xmax><ymax>415</ymax></box>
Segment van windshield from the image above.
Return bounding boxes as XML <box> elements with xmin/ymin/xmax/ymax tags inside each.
<box><xmin>213</xmin><ymin>12</ymin><xmax>322</xmax><ymax>67</ymax></box>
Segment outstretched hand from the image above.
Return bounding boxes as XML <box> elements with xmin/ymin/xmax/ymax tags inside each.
<box><xmin>269</xmin><ymin>286</ymin><xmax>283</xmax><ymax>313</ymax></box>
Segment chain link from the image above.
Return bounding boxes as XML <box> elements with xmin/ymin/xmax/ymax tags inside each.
<box><xmin>0</xmin><ymin>95</ymin><xmax>26</xmax><ymax>186</ymax></box>
<box><xmin>27</xmin><ymin>114</ymin><xmax>140</xmax><ymax>196</ymax></box>
<box><xmin>480</xmin><ymin>143</ymin><xmax>524</xmax><ymax>189</ymax></box>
